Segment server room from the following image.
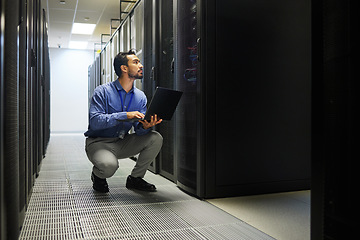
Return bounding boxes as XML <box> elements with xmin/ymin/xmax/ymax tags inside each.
<box><xmin>0</xmin><ymin>0</ymin><xmax>358</xmax><ymax>239</ymax></box>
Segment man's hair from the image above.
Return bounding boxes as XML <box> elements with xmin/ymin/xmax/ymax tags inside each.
<box><xmin>113</xmin><ymin>50</ymin><xmax>136</xmax><ymax>77</ymax></box>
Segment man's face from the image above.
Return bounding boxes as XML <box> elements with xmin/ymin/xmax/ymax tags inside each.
<box><xmin>126</xmin><ymin>55</ymin><xmax>143</xmax><ymax>79</ymax></box>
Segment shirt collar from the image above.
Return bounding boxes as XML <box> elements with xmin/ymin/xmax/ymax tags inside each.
<box><xmin>114</xmin><ymin>79</ymin><xmax>135</xmax><ymax>93</ymax></box>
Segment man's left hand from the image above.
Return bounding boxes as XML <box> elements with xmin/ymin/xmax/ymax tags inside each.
<box><xmin>139</xmin><ymin>114</ymin><xmax>163</xmax><ymax>129</ymax></box>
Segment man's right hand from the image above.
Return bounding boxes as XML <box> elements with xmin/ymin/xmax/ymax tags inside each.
<box><xmin>127</xmin><ymin>111</ymin><xmax>145</xmax><ymax>120</ymax></box>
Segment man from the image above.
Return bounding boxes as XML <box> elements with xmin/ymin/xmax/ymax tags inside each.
<box><xmin>84</xmin><ymin>50</ymin><xmax>163</xmax><ymax>193</ymax></box>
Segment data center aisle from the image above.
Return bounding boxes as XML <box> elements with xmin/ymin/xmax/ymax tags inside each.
<box><xmin>19</xmin><ymin>134</ymin><xmax>275</xmax><ymax>240</ymax></box>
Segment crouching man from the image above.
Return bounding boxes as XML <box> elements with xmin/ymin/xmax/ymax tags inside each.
<box><xmin>84</xmin><ymin>50</ymin><xmax>163</xmax><ymax>193</ymax></box>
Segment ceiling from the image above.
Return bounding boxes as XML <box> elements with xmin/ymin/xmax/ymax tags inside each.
<box><xmin>42</xmin><ymin>0</ymin><xmax>137</xmax><ymax>51</ymax></box>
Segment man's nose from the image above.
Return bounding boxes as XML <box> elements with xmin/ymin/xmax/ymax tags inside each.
<box><xmin>139</xmin><ymin>63</ymin><xmax>143</xmax><ymax>69</ymax></box>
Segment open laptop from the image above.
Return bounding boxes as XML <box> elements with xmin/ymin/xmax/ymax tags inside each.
<box><xmin>118</xmin><ymin>87</ymin><xmax>183</xmax><ymax>122</ymax></box>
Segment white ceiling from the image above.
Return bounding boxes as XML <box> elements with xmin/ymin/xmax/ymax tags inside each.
<box><xmin>42</xmin><ymin>0</ymin><xmax>137</xmax><ymax>50</ymax></box>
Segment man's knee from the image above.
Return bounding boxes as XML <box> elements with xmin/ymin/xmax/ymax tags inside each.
<box><xmin>92</xmin><ymin>149</ymin><xmax>119</xmax><ymax>178</ymax></box>
<box><xmin>149</xmin><ymin>131</ymin><xmax>163</xmax><ymax>147</ymax></box>
<box><xmin>98</xmin><ymin>161</ymin><xmax>119</xmax><ymax>178</ymax></box>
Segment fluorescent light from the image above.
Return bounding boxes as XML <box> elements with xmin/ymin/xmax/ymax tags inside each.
<box><xmin>68</xmin><ymin>41</ymin><xmax>88</xmax><ymax>49</ymax></box>
<box><xmin>71</xmin><ymin>23</ymin><xmax>96</xmax><ymax>35</ymax></box>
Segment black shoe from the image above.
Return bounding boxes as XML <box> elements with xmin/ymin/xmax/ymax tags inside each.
<box><xmin>91</xmin><ymin>172</ymin><xmax>109</xmax><ymax>193</ymax></box>
<box><xmin>126</xmin><ymin>175</ymin><xmax>156</xmax><ymax>192</ymax></box>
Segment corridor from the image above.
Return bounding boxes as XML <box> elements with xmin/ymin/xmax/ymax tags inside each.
<box><xmin>18</xmin><ymin>134</ymin><xmax>274</xmax><ymax>240</ymax></box>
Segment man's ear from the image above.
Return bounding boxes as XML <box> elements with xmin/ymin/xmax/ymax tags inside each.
<box><xmin>120</xmin><ymin>65</ymin><xmax>128</xmax><ymax>73</ymax></box>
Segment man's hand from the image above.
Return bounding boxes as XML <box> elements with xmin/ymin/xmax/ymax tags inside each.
<box><xmin>127</xmin><ymin>111</ymin><xmax>145</xmax><ymax>120</ymax></box>
<box><xmin>139</xmin><ymin>114</ymin><xmax>163</xmax><ymax>129</ymax></box>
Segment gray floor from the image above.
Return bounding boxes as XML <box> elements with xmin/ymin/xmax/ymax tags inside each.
<box><xmin>19</xmin><ymin>134</ymin><xmax>275</xmax><ymax>240</ymax></box>
<box><xmin>208</xmin><ymin>191</ymin><xmax>310</xmax><ymax>240</ymax></box>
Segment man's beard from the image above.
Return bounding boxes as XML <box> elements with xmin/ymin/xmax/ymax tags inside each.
<box><xmin>129</xmin><ymin>71</ymin><xmax>143</xmax><ymax>79</ymax></box>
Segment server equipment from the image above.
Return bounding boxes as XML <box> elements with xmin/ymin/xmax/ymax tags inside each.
<box><xmin>89</xmin><ymin>0</ymin><xmax>311</xmax><ymax>199</ymax></box>
<box><xmin>1</xmin><ymin>1</ymin><xmax>5</xmax><ymax>239</ymax></box>
<box><xmin>0</xmin><ymin>0</ymin><xmax>51</xmax><ymax>238</ymax></box>
<box><xmin>311</xmin><ymin>0</ymin><xmax>360</xmax><ymax>238</ymax></box>
<box><xmin>175</xmin><ymin>0</ymin><xmax>311</xmax><ymax>198</ymax></box>
<box><xmin>142</xmin><ymin>0</ymin><xmax>177</xmax><ymax>180</ymax></box>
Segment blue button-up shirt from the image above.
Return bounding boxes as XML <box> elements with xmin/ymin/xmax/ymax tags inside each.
<box><xmin>84</xmin><ymin>80</ymin><xmax>150</xmax><ymax>138</ymax></box>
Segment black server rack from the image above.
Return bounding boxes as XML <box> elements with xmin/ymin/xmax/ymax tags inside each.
<box><xmin>1</xmin><ymin>1</ymin><xmax>5</xmax><ymax>238</ymax></box>
<box><xmin>34</xmin><ymin>0</ymin><xmax>43</xmax><ymax>174</ymax></box>
<box><xmin>311</xmin><ymin>0</ymin><xmax>360</xmax><ymax>239</ymax></box>
<box><xmin>142</xmin><ymin>0</ymin><xmax>159</xmax><ymax>174</ymax></box>
<box><xmin>0</xmin><ymin>0</ymin><xmax>50</xmax><ymax>238</ymax></box>
<box><xmin>42</xmin><ymin>8</ymin><xmax>51</xmax><ymax>156</ymax></box>
<box><xmin>143</xmin><ymin>0</ymin><xmax>155</xmax><ymax>102</ymax></box>
<box><xmin>156</xmin><ymin>0</ymin><xmax>176</xmax><ymax>181</ymax></box>
<box><xmin>174</xmin><ymin>0</ymin><xmax>199</xmax><ymax>193</ymax></box>
<box><xmin>26</xmin><ymin>0</ymin><xmax>35</xmax><ymax>202</ymax></box>
<box><xmin>3</xmin><ymin>1</ymin><xmax>20</xmax><ymax>239</ymax></box>
<box><xmin>175</xmin><ymin>0</ymin><xmax>311</xmax><ymax>198</ymax></box>
<box><xmin>18</xmin><ymin>0</ymin><xmax>27</xmax><ymax>223</ymax></box>
<box><xmin>142</xmin><ymin>0</ymin><xmax>177</xmax><ymax>181</ymax></box>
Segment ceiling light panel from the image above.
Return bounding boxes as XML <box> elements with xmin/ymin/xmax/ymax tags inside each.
<box><xmin>68</xmin><ymin>41</ymin><xmax>89</xmax><ymax>49</ymax></box>
<box><xmin>71</xmin><ymin>23</ymin><xmax>96</xmax><ymax>35</ymax></box>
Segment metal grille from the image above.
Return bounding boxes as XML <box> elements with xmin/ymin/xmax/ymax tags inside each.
<box><xmin>19</xmin><ymin>134</ymin><xmax>275</xmax><ymax>240</ymax></box>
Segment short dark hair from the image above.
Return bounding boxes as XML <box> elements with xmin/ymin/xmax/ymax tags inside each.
<box><xmin>113</xmin><ymin>50</ymin><xmax>136</xmax><ymax>77</ymax></box>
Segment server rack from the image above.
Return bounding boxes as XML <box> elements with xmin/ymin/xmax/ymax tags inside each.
<box><xmin>175</xmin><ymin>0</ymin><xmax>311</xmax><ymax>198</ymax></box>
<box><xmin>42</xmin><ymin>9</ymin><xmax>51</xmax><ymax>157</ymax></box>
<box><xmin>142</xmin><ymin>0</ymin><xmax>159</xmax><ymax>173</ymax></box>
<box><xmin>18</xmin><ymin>0</ymin><xmax>27</xmax><ymax>224</ymax></box>
<box><xmin>3</xmin><ymin>1</ymin><xmax>21</xmax><ymax>239</ymax></box>
<box><xmin>156</xmin><ymin>0</ymin><xmax>176</xmax><ymax>181</ymax></box>
<box><xmin>0</xmin><ymin>0</ymin><xmax>51</xmax><ymax>238</ymax></box>
<box><xmin>0</xmin><ymin>1</ymin><xmax>5</xmax><ymax>238</ymax></box>
<box><xmin>311</xmin><ymin>0</ymin><xmax>360</xmax><ymax>238</ymax></box>
<box><xmin>174</xmin><ymin>0</ymin><xmax>199</xmax><ymax>192</ymax></box>
<box><xmin>142</xmin><ymin>0</ymin><xmax>177</xmax><ymax>180</ymax></box>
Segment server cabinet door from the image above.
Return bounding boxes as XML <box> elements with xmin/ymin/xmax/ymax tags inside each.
<box><xmin>18</xmin><ymin>0</ymin><xmax>27</xmax><ymax>225</ymax></box>
<box><xmin>157</xmin><ymin>0</ymin><xmax>176</xmax><ymax>181</ymax></box>
<box><xmin>143</xmin><ymin>0</ymin><xmax>156</xmax><ymax>101</ymax></box>
<box><xmin>3</xmin><ymin>0</ymin><xmax>20</xmax><ymax>237</ymax></box>
<box><xmin>0</xmin><ymin>2</ymin><xmax>5</xmax><ymax>238</ymax></box>
<box><xmin>175</xmin><ymin>0</ymin><xmax>199</xmax><ymax>194</ymax></box>
<box><xmin>25</xmin><ymin>0</ymin><xmax>34</xmax><ymax>201</ymax></box>
<box><xmin>142</xmin><ymin>0</ymin><xmax>159</xmax><ymax>173</ymax></box>
<box><xmin>42</xmin><ymin>8</ymin><xmax>50</xmax><ymax>154</ymax></box>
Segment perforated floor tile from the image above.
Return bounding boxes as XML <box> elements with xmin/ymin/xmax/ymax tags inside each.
<box><xmin>19</xmin><ymin>134</ymin><xmax>275</xmax><ymax>240</ymax></box>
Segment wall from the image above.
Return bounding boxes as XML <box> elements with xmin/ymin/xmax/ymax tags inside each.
<box><xmin>50</xmin><ymin>48</ymin><xmax>93</xmax><ymax>133</ymax></box>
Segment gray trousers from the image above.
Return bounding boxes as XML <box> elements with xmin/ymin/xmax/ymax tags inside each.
<box><xmin>85</xmin><ymin>131</ymin><xmax>163</xmax><ymax>179</ymax></box>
